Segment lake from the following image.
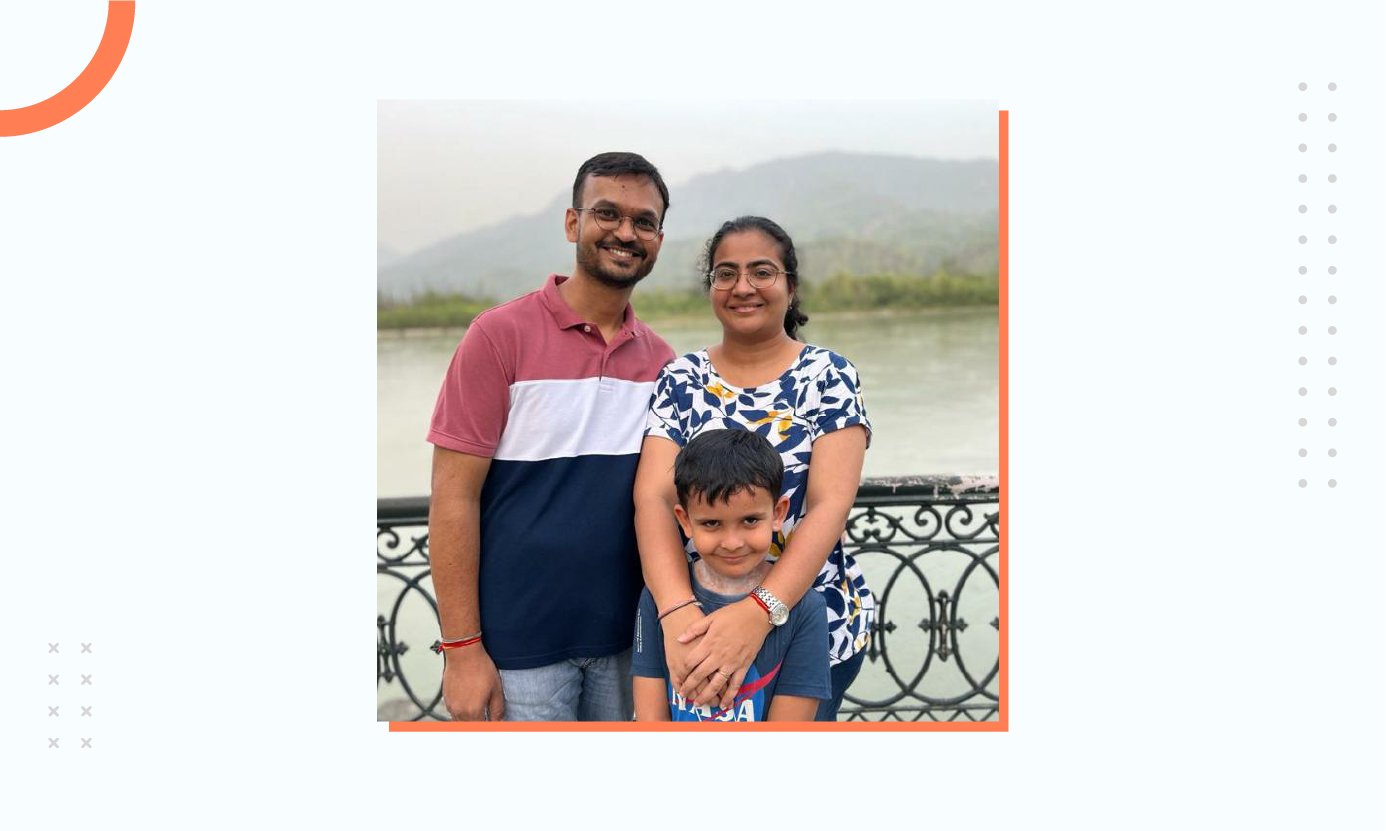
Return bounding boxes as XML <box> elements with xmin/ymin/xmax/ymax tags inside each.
<box><xmin>377</xmin><ymin>307</ymin><xmax>999</xmax><ymax>496</ymax></box>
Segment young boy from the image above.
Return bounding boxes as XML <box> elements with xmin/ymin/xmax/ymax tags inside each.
<box><xmin>631</xmin><ymin>429</ymin><xmax>829</xmax><ymax>721</ymax></box>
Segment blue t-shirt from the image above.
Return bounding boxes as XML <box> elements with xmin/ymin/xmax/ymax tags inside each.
<box><xmin>631</xmin><ymin>571</ymin><xmax>830</xmax><ymax>722</ymax></box>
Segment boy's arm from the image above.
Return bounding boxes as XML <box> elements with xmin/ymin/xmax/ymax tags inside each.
<box><xmin>764</xmin><ymin>592</ymin><xmax>832</xmax><ymax>723</ymax></box>
<box><xmin>766</xmin><ymin>695</ymin><xmax>819</xmax><ymax>722</ymax></box>
<box><xmin>633</xmin><ymin>677</ymin><xmax>673</xmax><ymax>721</ymax></box>
<box><xmin>631</xmin><ymin>589</ymin><xmax>673</xmax><ymax>721</ymax></box>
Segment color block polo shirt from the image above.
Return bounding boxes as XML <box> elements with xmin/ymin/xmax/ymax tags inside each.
<box><xmin>427</xmin><ymin>274</ymin><xmax>675</xmax><ymax>670</ymax></box>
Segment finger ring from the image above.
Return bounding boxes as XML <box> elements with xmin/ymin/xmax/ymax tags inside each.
<box><xmin>715</xmin><ymin>670</ymin><xmax>731</xmax><ymax>680</ymax></box>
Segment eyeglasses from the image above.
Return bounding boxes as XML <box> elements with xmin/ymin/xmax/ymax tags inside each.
<box><xmin>575</xmin><ymin>207</ymin><xmax>661</xmax><ymax>241</ymax></box>
<box><xmin>708</xmin><ymin>264</ymin><xmax>790</xmax><ymax>290</ymax></box>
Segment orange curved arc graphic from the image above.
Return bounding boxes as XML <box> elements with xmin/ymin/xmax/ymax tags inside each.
<box><xmin>0</xmin><ymin>1</ymin><xmax>136</xmax><ymax>137</ymax></box>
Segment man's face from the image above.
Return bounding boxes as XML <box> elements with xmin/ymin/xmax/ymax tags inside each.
<box><xmin>565</xmin><ymin>174</ymin><xmax>665</xmax><ymax>288</ymax></box>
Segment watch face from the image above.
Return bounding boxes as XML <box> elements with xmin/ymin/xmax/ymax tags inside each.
<box><xmin>769</xmin><ymin>603</ymin><xmax>789</xmax><ymax>626</ymax></box>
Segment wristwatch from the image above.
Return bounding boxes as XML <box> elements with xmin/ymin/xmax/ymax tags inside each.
<box><xmin>750</xmin><ymin>586</ymin><xmax>789</xmax><ymax>627</ymax></box>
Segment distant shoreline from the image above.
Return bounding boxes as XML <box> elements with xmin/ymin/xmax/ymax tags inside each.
<box><xmin>377</xmin><ymin>304</ymin><xmax>997</xmax><ymax>339</ymax></box>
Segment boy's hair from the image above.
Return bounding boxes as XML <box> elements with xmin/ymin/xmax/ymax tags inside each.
<box><xmin>674</xmin><ymin>430</ymin><xmax>783</xmax><ymax>507</ymax></box>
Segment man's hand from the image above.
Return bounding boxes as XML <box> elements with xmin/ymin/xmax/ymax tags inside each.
<box><xmin>677</xmin><ymin>597</ymin><xmax>771</xmax><ymax>710</ymax></box>
<box><xmin>442</xmin><ymin>646</ymin><xmax>505</xmax><ymax>721</ymax></box>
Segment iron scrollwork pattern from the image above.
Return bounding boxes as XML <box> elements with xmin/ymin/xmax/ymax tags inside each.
<box><xmin>377</xmin><ymin>476</ymin><xmax>1001</xmax><ymax>722</ymax></box>
<box><xmin>843</xmin><ymin>475</ymin><xmax>1000</xmax><ymax>722</ymax></box>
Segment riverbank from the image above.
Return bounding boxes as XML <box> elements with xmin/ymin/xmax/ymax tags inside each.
<box><xmin>377</xmin><ymin>272</ymin><xmax>998</xmax><ymax>332</ymax></box>
<box><xmin>376</xmin><ymin>303</ymin><xmax>999</xmax><ymax>339</ymax></box>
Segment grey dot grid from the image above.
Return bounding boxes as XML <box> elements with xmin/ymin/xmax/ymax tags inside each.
<box><xmin>46</xmin><ymin>640</ymin><xmax>96</xmax><ymax>750</ymax></box>
<box><xmin>1296</xmin><ymin>82</ymin><xmax>1343</xmax><ymax>491</ymax></box>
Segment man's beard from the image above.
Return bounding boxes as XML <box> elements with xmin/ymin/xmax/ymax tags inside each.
<box><xmin>576</xmin><ymin>238</ymin><xmax>655</xmax><ymax>289</ymax></box>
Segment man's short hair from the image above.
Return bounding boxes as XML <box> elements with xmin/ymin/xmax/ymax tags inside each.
<box><xmin>674</xmin><ymin>430</ymin><xmax>783</xmax><ymax>507</ymax></box>
<box><xmin>572</xmin><ymin>151</ymin><xmax>670</xmax><ymax>221</ymax></box>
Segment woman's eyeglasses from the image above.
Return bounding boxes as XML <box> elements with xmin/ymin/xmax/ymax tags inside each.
<box><xmin>708</xmin><ymin>265</ymin><xmax>790</xmax><ymax>290</ymax></box>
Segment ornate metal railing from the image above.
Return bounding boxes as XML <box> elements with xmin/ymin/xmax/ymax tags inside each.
<box><xmin>378</xmin><ymin>475</ymin><xmax>1000</xmax><ymax>723</ymax></box>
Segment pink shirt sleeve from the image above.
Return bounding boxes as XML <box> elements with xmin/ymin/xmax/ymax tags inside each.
<box><xmin>426</xmin><ymin>318</ymin><xmax>511</xmax><ymax>457</ymax></box>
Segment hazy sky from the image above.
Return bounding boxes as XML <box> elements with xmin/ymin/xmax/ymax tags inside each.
<box><xmin>378</xmin><ymin>100</ymin><xmax>998</xmax><ymax>256</ymax></box>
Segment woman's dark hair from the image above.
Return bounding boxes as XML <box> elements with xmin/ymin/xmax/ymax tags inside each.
<box><xmin>699</xmin><ymin>216</ymin><xmax>809</xmax><ymax>340</ymax></box>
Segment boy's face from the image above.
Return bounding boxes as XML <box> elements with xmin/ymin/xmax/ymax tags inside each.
<box><xmin>673</xmin><ymin>486</ymin><xmax>790</xmax><ymax>580</ymax></box>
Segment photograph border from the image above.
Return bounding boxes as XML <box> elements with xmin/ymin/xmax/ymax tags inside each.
<box><xmin>387</xmin><ymin>109</ymin><xmax>1010</xmax><ymax>733</ymax></box>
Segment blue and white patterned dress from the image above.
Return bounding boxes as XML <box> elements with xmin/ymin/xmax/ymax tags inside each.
<box><xmin>645</xmin><ymin>345</ymin><xmax>874</xmax><ymax>666</ymax></box>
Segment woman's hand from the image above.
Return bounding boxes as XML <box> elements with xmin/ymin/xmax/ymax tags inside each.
<box><xmin>659</xmin><ymin>603</ymin><xmax>706</xmax><ymax>690</ymax></box>
<box><xmin>677</xmin><ymin>597</ymin><xmax>772</xmax><ymax>709</ymax></box>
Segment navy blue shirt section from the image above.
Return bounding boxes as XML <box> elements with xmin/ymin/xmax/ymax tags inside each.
<box><xmin>479</xmin><ymin>454</ymin><xmax>645</xmax><ymax>669</ymax></box>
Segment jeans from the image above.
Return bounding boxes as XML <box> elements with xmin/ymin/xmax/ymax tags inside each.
<box><xmin>815</xmin><ymin>647</ymin><xmax>867</xmax><ymax>722</ymax></box>
<box><xmin>498</xmin><ymin>650</ymin><xmax>633</xmax><ymax>722</ymax></box>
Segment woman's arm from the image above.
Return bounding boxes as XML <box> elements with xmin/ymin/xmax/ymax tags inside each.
<box><xmin>633</xmin><ymin>435</ymin><xmax>705</xmax><ymax>687</ymax></box>
<box><xmin>678</xmin><ymin>425</ymin><xmax>868</xmax><ymax>709</ymax></box>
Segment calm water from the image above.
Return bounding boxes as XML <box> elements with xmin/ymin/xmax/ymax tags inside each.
<box><xmin>377</xmin><ymin>308</ymin><xmax>999</xmax><ymax>496</ymax></box>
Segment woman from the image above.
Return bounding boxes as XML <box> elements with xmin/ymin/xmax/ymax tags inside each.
<box><xmin>634</xmin><ymin>216</ymin><xmax>873</xmax><ymax>721</ymax></box>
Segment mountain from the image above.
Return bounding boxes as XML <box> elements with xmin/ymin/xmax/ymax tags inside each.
<box><xmin>377</xmin><ymin>243</ymin><xmax>402</xmax><ymax>269</ymax></box>
<box><xmin>377</xmin><ymin>152</ymin><xmax>998</xmax><ymax>301</ymax></box>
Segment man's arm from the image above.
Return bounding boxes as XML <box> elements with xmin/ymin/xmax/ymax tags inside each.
<box><xmin>429</xmin><ymin>446</ymin><xmax>504</xmax><ymax>721</ymax></box>
<box><xmin>633</xmin><ymin>677</ymin><xmax>673</xmax><ymax>722</ymax></box>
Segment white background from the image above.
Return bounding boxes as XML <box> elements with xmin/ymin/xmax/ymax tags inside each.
<box><xmin>4</xmin><ymin>1</ymin><xmax>1383</xmax><ymax>827</ymax></box>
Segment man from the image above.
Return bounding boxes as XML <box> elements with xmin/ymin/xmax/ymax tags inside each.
<box><xmin>426</xmin><ymin>152</ymin><xmax>675</xmax><ymax>721</ymax></box>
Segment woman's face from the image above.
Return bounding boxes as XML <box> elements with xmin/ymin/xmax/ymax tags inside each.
<box><xmin>708</xmin><ymin>229</ymin><xmax>792</xmax><ymax>340</ymax></box>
